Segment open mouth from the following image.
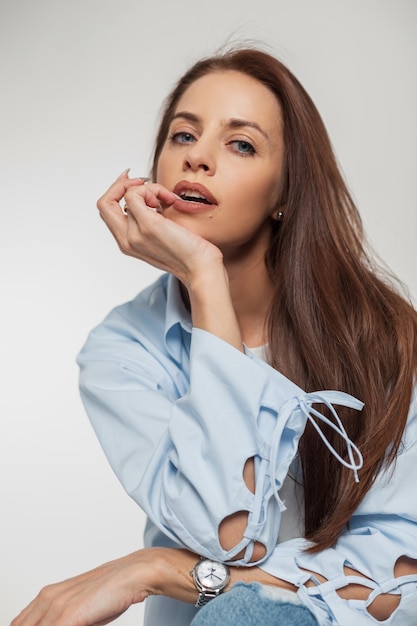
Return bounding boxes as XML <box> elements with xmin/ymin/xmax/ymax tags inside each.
<box><xmin>179</xmin><ymin>192</ymin><xmax>212</xmax><ymax>205</ymax></box>
<box><xmin>173</xmin><ymin>181</ymin><xmax>218</xmax><ymax>207</ymax></box>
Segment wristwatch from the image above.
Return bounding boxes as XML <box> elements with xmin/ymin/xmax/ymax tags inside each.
<box><xmin>191</xmin><ymin>558</ymin><xmax>231</xmax><ymax>607</ymax></box>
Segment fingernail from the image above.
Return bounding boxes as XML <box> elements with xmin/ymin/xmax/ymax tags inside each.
<box><xmin>117</xmin><ymin>168</ymin><xmax>130</xmax><ymax>180</ymax></box>
<box><xmin>130</xmin><ymin>176</ymin><xmax>151</xmax><ymax>183</ymax></box>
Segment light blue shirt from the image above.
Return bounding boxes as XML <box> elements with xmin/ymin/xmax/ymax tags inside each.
<box><xmin>77</xmin><ymin>273</ymin><xmax>417</xmax><ymax>625</ymax></box>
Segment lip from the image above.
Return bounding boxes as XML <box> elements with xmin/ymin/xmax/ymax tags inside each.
<box><xmin>172</xmin><ymin>180</ymin><xmax>218</xmax><ymax>214</ymax></box>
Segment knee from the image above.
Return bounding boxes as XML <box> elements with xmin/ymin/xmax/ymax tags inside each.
<box><xmin>190</xmin><ymin>582</ymin><xmax>318</xmax><ymax>626</ymax></box>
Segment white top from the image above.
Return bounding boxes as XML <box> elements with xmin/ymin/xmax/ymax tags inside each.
<box><xmin>246</xmin><ymin>344</ymin><xmax>304</xmax><ymax>544</ymax></box>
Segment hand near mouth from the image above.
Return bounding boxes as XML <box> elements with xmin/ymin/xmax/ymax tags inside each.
<box><xmin>173</xmin><ymin>180</ymin><xmax>218</xmax><ymax>209</ymax></box>
<box><xmin>128</xmin><ymin>183</ymin><xmax>179</xmax><ymax>213</ymax></box>
<box><xmin>97</xmin><ymin>173</ymin><xmax>244</xmax><ymax>355</ymax></box>
<box><xmin>97</xmin><ymin>175</ymin><xmax>222</xmax><ymax>289</ymax></box>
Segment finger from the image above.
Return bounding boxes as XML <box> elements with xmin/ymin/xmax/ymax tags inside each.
<box><xmin>116</xmin><ymin>167</ymin><xmax>131</xmax><ymax>180</ymax></box>
<box><xmin>97</xmin><ymin>172</ymin><xmax>149</xmax><ymax>213</ymax></box>
<box><xmin>10</xmin><ymin>588</ymin><xmax>56</xmax><ymax>626</ymax></box>
<box><xmin>98</xmin><ymin>178</ymin><xmax>147</xmax><ymax>209</ymax></box>
<box><xmin>124</xmin><ymin>183</ymin><xmax>178</xmax><ymax>213</ymax></box>
<box><xmin>100</xmin><ymin>182</ymin><xmax>178</xmax><ymax>261</ymax></box>
<box><xmin>10</xmin><ymin>576</ymin><xmax>87</xmax><ymax>626</ymax></box>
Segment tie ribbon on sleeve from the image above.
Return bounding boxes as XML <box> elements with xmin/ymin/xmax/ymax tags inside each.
<box><xmin>270</xmin><ymin>390</ymin><xmax>364</xmax><ymax>505</ymax></box>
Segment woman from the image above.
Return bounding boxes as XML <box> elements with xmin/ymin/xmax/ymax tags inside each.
<box><xmin>12</xmin><ymin>47</ymin><xmax>417</xmax><ymax>626</ymax></box>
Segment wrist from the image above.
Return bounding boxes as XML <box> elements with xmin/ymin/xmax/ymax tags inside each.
<box><xmin>191</xmin><ymin>558</ymin><xmax>231</xmax><ymax>607</ymax></box>
<box><xmin>186</xmin><ymin>257</ymin><xmax>228</xmax><ymax>295</ymax></box>
<box><xmin>151</xmin><ymin>549</ymin><xmax>200</xmax><ymax>604</ymax></box>
<box><xmin>186</xmin><ymin>268</ymin><xmax>244</xmax><ymax>352</ymax></box>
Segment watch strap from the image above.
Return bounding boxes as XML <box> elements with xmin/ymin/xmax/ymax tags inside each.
<box><xmin>195</xmin><ymin>588</ymin><xmax>221</xmax><ymax>607</ymax></box>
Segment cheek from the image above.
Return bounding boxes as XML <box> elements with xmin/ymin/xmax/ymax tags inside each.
<box><xmin>259</xmin><ymin>172</ymin><xmax>283</xmax><ymax>212</ymax></box>
<box><xmin>228</xmin><ymin>160</ymin><xmax>281</xmax><ymax>203</ymax></box>
<box><xmin>155</xmin><ymin>158</ymin><xmax>164</xmax><ymax>183</ymax></box>
<box><xmin>238</xmin><ymin>175</ymin><xmax>280</xmax><ymax>218</ymax></box>
<box><xmin>155</xmin><ymin>149</ymin><xmax>171</xmax><ymax>183</ymax></box>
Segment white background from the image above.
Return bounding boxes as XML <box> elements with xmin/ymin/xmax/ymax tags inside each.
<box><xmin>1</xmin><ymin>1</ymin><xmax>416</xmax><ymax>624</ymax></box>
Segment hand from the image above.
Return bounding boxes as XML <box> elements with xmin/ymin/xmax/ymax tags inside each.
<box><xmin>10</xmin><ymin>548</ymin><xmax>196</xmax><ymax>626</ymax></box>
<box><xmin>97</xmin><ymin>171</ymin><xmax>223</xmax><ymax>288</ymax></box>
<box><xmin>97</xmin><ymin>171</ymin><xmax>242</xmax><ymax>350</ymax></box>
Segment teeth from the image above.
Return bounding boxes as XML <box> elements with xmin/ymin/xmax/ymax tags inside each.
<box><xmin>180</xmin><ymin>191</ymin><xmax>210</xmax><ymax>203</ymax></box>
<box><xmin>181</xmin><ymin>191</ymin><xmax>205</xmax><ymax>200</ymax></box>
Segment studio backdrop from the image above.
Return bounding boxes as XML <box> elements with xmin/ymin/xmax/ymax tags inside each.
<box><xmin>1</xmin><ymin>1</ymin><xmax>416</xmax><ymax>624</ymax></box>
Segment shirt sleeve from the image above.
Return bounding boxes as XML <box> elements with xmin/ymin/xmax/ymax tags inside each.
<box><xmin>258</xmin><ymin>394</ymin><xmax>417</xmax><ymax>625</ymax></box>
<box><xmin>78</xmin><ymin>312</ymin><xmax>362</xmax><ymax>564</ymax></box>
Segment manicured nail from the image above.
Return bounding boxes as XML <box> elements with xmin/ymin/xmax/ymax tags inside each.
<box><xmin>129</xmin><ymin>176</ymin><xmax>151</xmax><ymax>183</ymax></box>
<box><xmin>117</xmin><ymin>168</ymin><xmax>130</xmax><ymax>180</ymax></box>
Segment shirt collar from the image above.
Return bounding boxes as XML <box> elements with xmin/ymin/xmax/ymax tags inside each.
<box><xmin>164</xmin><ymin>274</ymin><xmax>192</xmax><ymax>362</ymax></box>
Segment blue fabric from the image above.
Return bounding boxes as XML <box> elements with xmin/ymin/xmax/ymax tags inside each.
<box><xmin>190</xmin><ymin>582</ymin><xmax>318</xmax><ymax>626</ymax></box>
<box><xmin>77</xmin><ymin>273</ymin><xmax>417</xmax><ymax>625</ymax></box>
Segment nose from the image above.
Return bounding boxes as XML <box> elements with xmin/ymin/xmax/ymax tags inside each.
<box><xmin>183</xmin><ymin>137</ymin><xmax>215</xmax><ymax>174</ymax></box>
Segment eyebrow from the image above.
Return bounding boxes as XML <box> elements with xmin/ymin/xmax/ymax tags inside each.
<box><xmin>171</xmin><ymin>111</ymin><xmax>270</xmax><ymax>141</ymax></box>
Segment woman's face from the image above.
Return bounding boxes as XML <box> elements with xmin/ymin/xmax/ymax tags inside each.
<box><xmin>156</xmin><ymin>70</ymin><xmax>285</xmax><ymax>256</ymax></box>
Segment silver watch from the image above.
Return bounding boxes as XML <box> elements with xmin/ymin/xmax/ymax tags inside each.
<box><xmin>191</xmin><ymin>558</ymin><xmax>231</xmax><ymax>607</ymax></box>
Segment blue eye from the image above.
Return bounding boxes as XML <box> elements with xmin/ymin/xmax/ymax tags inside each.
<box><xmin>230</xmin><ymin>140</ymin><xmax>256</xmax><ymax>156</ymax></box>
<box><xmin>170</xmin><ymin>131</ymin><xmax>195</xmax><ymax>144</ymax></box>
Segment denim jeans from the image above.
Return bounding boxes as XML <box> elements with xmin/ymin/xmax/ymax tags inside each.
<box><xmin>190</xmin><ymin>582</ymin><xmax>319</xmax><ymax>626</ymax></box>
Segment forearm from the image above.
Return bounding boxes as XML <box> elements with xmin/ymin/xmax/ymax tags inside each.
<box><xmin>10</xmin><ymin>547</ymin><xmax>295</xmax><ymax>626</ymax></box>
<box><xmin>186</xmin><ymin>264</ymin><xmax>244</xmax><ymax>353</ymax></box>
<box><xmin>12</xmin><ymin>546</ymin><xmax>411</xmax><ymax>626</ymax></box>
<box><xmin>79</xmin><ymin>321</ymin><xmax>308</xmax><ymax>562</ymax></box>
<box><xmin>179</xmin><ymin>269</ymin><xmax>261</xmax><ymax>559</ymax></box>
<box><xmin>153</xmin><ymin>548</ymin><xmax>296</xmax><ymax>605</ymax></box>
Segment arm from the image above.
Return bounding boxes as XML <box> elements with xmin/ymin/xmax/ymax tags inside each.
<box><xmin>78</xmin><ymin>316</ymin><xmax>295</xmax><ymax>562</ymax></box>
<box><xmin>13</xmin><ymin>535</ymin><xmax>415</xmax><ymax>626</ymax></box>
<box><xmin>79</xmin><ymin>314</ymin><xmax>362</xmax><ymax>566</ymax></box>
<box><xmin>93</xmin><ymin>174</ymin><xmax>259</xmax><ymax>556</ymax></box>
<box><xmin>97</xmin><ymin>173</ymin><xmax>244</xmax><ymax>352</ymax></box>
<box><xmin>10</xmin><ymin>547</ymin><xmax>295</xmax><ymax>626</ymax></box>
<box><xmin>80</xmin><ymin>175</ymin><xmax>363</xmax><ymax>565</ymax></box>
<box><xmin>84</xmin><ymin>175</ymin><xmax>285</xmax><ymax>560</ymax></box>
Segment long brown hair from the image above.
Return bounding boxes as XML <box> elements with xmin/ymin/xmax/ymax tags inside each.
<box><xmin>151</xmin><ymin>47</ymin><xmax>417</xmax><ymax>551</ymax></box>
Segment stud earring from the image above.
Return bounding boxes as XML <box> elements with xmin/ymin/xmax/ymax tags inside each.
<box><xmin>273</xmin><ymin>210</ymin><xmax>284</xmax><ymax>221</ymax></box>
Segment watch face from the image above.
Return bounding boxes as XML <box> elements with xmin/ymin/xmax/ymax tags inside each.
<box><xmin>195</xmin><ymin>559</ymin><xmax>230</xmax><ymax>591</ymax></box>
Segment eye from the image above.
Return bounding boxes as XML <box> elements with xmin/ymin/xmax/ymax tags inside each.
<box><xmin>169</xmin><ymin>131</ymin><xmax>196</xmax><ymax>145</ymax></box>
<box><xmin>229</xmin><ymin>140</ymin><xmax>256</xmax><ymax>156</ymax></box>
